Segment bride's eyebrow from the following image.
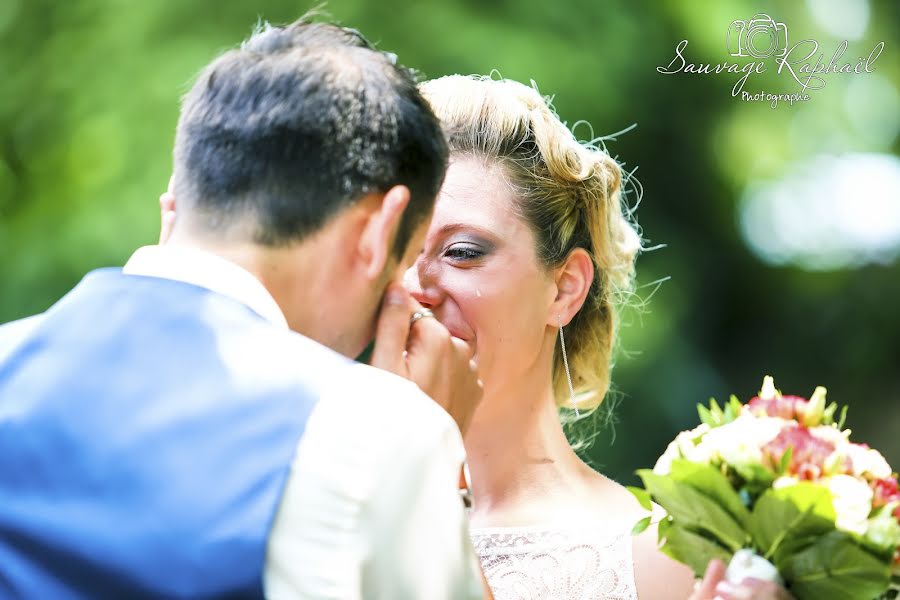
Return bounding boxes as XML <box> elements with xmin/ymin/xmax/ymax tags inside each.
<box><xmin>435</xmin><ymin>223</ymin><xmax>496</xmax><ymax>240</ymax></box>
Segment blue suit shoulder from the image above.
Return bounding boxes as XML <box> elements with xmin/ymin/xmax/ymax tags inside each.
<box><xmin>0</xmin><ymin>314</ymin><xmax>45</xmax><ymax>363</ymax></box>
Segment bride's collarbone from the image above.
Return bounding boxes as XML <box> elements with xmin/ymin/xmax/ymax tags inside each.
<box><xmin>469</xmin><ymin>476</ymin><xmax>647</xmax><ymax>533</ymax></box>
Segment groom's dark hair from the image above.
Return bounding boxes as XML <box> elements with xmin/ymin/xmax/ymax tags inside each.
<box><xmin>172</xmin><ymin>16</ymin><xmax>448</xmax><ymax>256</ymax></box>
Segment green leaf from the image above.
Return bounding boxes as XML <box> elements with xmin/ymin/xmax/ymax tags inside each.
<box><xmin>770</xmin><ymin>533</ymin><xmax>825</xmax><ymax>567</ymax></box>
<box><xmin>710</xmin><ymin>398</ymin><xmax>724</xmax><ymax>423</ymax></box>
<box><xmin>781</xmin><ymin>531</ymin><xmax>890</xmax><ymax>600</ymax></box>
<box><xmin>748</xmin><ymin>482</ymin><xmax>836</xmax><ymax>561</ymax></box>
<box><xmin>668</xmin><ymin>459</ymin><xmax>750</xmax><ymax>527</ymax></box>
<box><xmin>724</xmin><ymin>401</ymin><xmax>735</xmax><ymax>422</ymax></box>
<box><xmin>822</xmin><ymin>402</ymin><xmax>837</xmax><ymax>425</ymax></box>
<box><xmin>728</xmin><ymin>395</ymin><xmax>744</xmax><ymax>421</ymax></box>
<box><xmin>778</xmin><ymin>446</ymin><xmax>794</xmax><ymax>474</ymax></box>
<box><xmin>626</xmin><ymin>485</ymin><xmax>653</xmax><ymax>512</ymax></box>
<box><xmin>732</xmin><ymin>461</ymin><xmax>777</xmax><ymax>496</ymax></box>
<box><xmin>638</xmin><ymin>469</ymin><xmax>747</xmax><ymax>551</ymax></box>
<box><xmin>657</xmin><ymin>514</ymin><xmax>672</xmax><ymax>540</ymax></box>
<box><xmin>700</xmin><ymin>397</ymin><xmax>740</xmax><ymax>427</ymax></box>
<box><xmin>631</xmin><ymin>515</ymin><xmax>652</xmax><ymax>535</ymax></box>
<box><xmin>836</xmin><ymin>405</ymin><xmax>848</xmax><ymax>430</ymax></box>
<box><xmin>658</xmin><ymin>523</ymin><xmax>733</xmax><ymax>578</ymax></box>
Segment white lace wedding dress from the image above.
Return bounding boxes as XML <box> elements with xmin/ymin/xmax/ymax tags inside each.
<box><xmin>470</xmin><ymin>525</ymin><xmax>638</xmax><ymax>600</ymax></box>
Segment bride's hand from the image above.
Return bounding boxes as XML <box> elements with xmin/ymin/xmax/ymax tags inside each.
<box><xmin>159</xmin><ymin>176</ymin><xmax>176</xmax><ymax>245</ymax></box>
<box><xmin>689</xmin><ymin>560</ymin><xmax>793</xmax><ymax>600</ymax></box>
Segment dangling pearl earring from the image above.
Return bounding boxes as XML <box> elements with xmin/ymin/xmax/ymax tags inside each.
<box><xmin>558</xmin><ymin>315</ymin><xmax>579</xmax><ymax>417</ymax></box>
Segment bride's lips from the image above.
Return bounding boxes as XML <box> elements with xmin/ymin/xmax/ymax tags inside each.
<box><xmin>443</xmin><ymin>324</ymin><xmax>468</xmax><ymax>340</ymax></box>
<box><xmin>445</xmin><ymin>327</ymin><xmax>478</xmax><ymax>364</ymax></box>
<box><xmin>436</xmin><ymin>320</ymin><xmax>476</xmax><ymax>350</ymax></box>
<box><xmin>419</xmin><ymin>306</ymin><xmax>476</xmax><ymax>355</ymax></box>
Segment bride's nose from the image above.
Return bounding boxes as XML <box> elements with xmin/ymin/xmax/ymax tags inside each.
<box><xmin>403</xmin><ymin>263</ymin><xmax>443</xmax><ymax>309</ymax></box>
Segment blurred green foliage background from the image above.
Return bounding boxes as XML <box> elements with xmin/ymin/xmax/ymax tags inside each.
<box><xmin>1</xmin><ymin>0</ymin><xmax>898</xmax><ymax>482</ymax></box>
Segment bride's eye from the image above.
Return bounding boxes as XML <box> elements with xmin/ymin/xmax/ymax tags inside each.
<box><xmin>444</xmin><ymin>244</ymin><xmax>485</xmax><ymax>262</ymax></box>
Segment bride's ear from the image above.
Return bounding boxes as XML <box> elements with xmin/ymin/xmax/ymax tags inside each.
<box><xmin>357</xmin><ymin>185</ymin><xmax>410</xmax><ymax>280</ymax></box>
<box><xmin>548</xmin><ymin>248</ymin><xmax>593</xmax><ymax>326</ymax></box>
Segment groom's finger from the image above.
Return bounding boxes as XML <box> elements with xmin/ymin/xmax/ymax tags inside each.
<box><xmin>370</xmin><ymin>283</ymin><xmax>412</xmax><ymax>375</ymax></box>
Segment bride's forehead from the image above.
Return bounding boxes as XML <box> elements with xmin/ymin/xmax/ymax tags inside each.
<box><xmin>435</xmin><ymin>164</ymin><xmax>517</xmax><ymax>219</ymax></box>
<box><xmin>426</xmin><ymin>201</ymin><xmax>533</xmax><ymax>254</ymax></box>
<box><xmin>429</xmin><ymin>195</ymin><xmax>519</xmax><ymax>239</ymax></box>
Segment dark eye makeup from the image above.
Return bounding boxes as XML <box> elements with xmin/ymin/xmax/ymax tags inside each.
<box><xmin>443</xmin><ymin>236</ymin><xmax>496</xmax><ymax>263</ymax></box>
<box><xmin>444</xmin><ymin>246</ymin><xmax>484</xmax><ymax>261</ymax></box>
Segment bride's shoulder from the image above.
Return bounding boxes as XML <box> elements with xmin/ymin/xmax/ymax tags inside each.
<box><xmin>629</xmin><ymin>507</ymin><xmax>696</xmax><ymax>599</ymax></box>
<box><xmin>631</xmin><ymin>521</ymin><xmax>696</xmax><ymax>599</ymax></box>
<box><xmin>576</xmin><ymin>471</ymin><xmax>648</xmax><ymax>530</ymax></box>
<box><xmin>587</xmin><ymin>476</ymin><xmax>696</xmax><ymax>598</ymax></box>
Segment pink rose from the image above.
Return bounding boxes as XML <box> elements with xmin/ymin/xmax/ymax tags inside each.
<box><xmin>747</xmin><ymin>394</ymin><xmax>809</xmax><ymax>422</ymax></box>
<box><xmin>763</xmin><ymin>424</ymin><xmax>835</xmax><ymax>480</ymax></box>
<box><xmin>872</xmin><ymin>476</ymin><xmax>900</xmax><ymax>508</ymax></box>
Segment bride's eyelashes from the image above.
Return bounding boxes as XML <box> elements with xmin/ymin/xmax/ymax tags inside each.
<box><xmin>444</xmin><ymin>246</ymin><xmax>483</xmax><ymax>261</ymax></box>
<box><xmin>443</xmin><ymin>242</ymin><xmax>491</xmax><ymax>263</ymax></box>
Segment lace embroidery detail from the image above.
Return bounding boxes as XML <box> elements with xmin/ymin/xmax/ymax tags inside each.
<box><xmin>470</xmin><ymin>526</ymin><xmax>638</xmax><ymax>600</ymax></box>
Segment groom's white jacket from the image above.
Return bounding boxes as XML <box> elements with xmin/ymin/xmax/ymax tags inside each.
<box><xmin>0</xmin><ymin>245</ymin><xmax>483</xmax><ymax>599</ymax></box>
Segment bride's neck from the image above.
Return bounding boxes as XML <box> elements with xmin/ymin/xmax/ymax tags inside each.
<box><xmin>464</xmin><ymin>370</ymin><xmax>591</xmax><ymax>528</ymax></box>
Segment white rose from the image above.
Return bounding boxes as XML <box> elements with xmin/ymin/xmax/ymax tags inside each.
<box><xmin>680</xmin><ymin>426</ymin><xmax>714</xmax><ymax>464</ymax></box>
<box><xmin>711</xmin><ymin>435</ymin><xmax>762</xmax><ymax>470</ymax></box>
<box><xmin>865</xmin><ymin>508</ymin><xmax>900</xmax><ymax>551</ymax></box>
<box><xmin>773</xmin><ymin>475</ymin><xmax>799</xmax><ymax>490</ymax></box>
<box><xmin>699</xmin><ymin>415</ymin><xmax>785</xmax><ymax>471</ymax></box>
<box><xmin>726</xmin><ymin>549</ymin><xmax>783</xmax><ymax>586</ymax></box>
<box><xmin>653</xmin><ymin>440</ymin><xmax>680</xmax><ymax>475</ymax></box>
<box><xmin>825</xmin><ymin>474</ymin><xmax>874</xmax><ymax>535</ymax></box>
<box><xmin>653</xmin><ymin>423</ymin><xmax>711</xmax><ymax>475</ymax></box>
<box><xmin>846</xmin><ymin>444</ymin><xmax>893</xmax><ymax>480</ymax></box>
<box><xmin>810</xmin><ymin>425</ymin><xmax>849</xmax><ymax>447</ymax></box>
<box><xmin>809</xmin><ymin>426</ymin><xmax>855</xmax><ymax>476</ymax></box>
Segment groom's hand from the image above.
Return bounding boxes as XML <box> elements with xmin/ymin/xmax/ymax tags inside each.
<box><xmin>371</xmin><ymin>283</ymin><xmax>483</xmax><ymax>436</ymax></box>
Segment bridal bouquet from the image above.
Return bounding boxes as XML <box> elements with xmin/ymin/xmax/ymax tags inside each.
<box><xmin>629</xmin><ymin>377</ymin><xmax>900</xmax><ymax>600</ymax></box>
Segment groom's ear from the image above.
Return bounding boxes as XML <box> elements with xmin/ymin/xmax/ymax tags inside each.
<box><xmin>158</xmin><ymin>176</ymin><xmax>177</xmax><ymax>245</ymax></box>
<box><xmin>548</xmin><ymin>248</ymin><xmax>594</xmax><ymax>326</ymax></box>
<box><xmin>357</xmin><ymin>185</ymin><xmax>410</xmax><ymax>280</ymax></box>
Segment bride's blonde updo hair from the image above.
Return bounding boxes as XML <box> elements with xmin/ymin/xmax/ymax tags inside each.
<box><xmin>419</xmin><ymin>75</ymin><xmax>642</xmax><ymax>413</ymax></box>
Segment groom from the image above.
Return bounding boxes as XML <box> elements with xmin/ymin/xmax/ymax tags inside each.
<box><xmin>0</xmin><ymin>17</ymin><xmax>487</xmax><ymax>599</ymax></box>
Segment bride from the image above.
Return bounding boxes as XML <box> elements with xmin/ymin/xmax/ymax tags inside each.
<box><xmin>407</xmin><ymin>75</ymin><xmax>791</xmax><ymax>600</ymax></box>
<box><xmin>155</xmin><ymin>74</ymin><xmax>789</xmax><ymax>600</ymax></box>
